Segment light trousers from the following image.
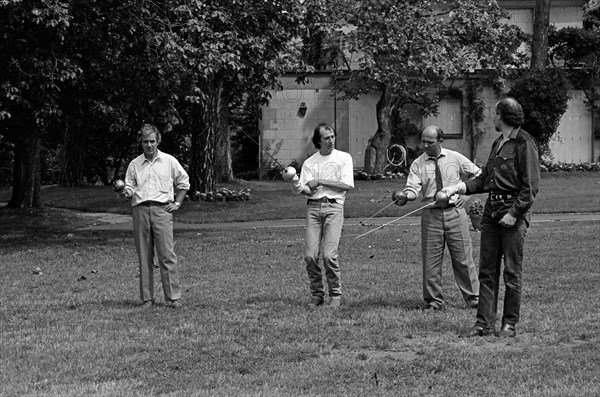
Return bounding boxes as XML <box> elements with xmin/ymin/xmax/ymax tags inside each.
<box><xmin>132</xmin><ymin>204</ymin><xmax>181</xmax><ymax>302</ymax></box>
<box><xmin>421</xmin><ymin>206</ymin><xmax>479</xmax><ymax>308</ymax></box>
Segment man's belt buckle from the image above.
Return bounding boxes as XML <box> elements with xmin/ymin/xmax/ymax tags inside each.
<box><xmin>490</xmin><ymin>193</ymin><xmax>514</xmax><ymax>201</ymax></box>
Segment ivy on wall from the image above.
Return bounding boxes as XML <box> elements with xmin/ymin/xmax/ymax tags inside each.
<box><xmin>464</xmin><ymin>78</ymin><xmax>486</xmax><ymax>161</ymax></box>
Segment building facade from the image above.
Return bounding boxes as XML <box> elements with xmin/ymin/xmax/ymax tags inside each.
<box><xmin>258</xmin><ymin>0</ymin><xmax>596</xmax><ymax>174</ymax></box>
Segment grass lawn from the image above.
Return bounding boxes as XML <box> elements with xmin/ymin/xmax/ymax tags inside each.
<box><xmin>1</xmin><ymin>171</ymin><xmax>598</xmax><ymax>224</ymax></box>
<box><xmin>0</xmin><ymin>171</ymin><xmax>599</xmax><ymax>396</ymax></box>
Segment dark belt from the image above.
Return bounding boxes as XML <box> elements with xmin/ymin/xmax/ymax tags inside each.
<box><xmin>307</xmin><ymin>197</ymin><xmax>337</xmax><ymax>204</ymax></box>
<box><xmin>489</xmin><ymin>193</ymin><xmax>516</xmax><ymax>201</ymax></box>
<box><xmin>139</xmin><ymin>201</ymin><xmax>168</xmax><ymax>206</ymax></box>
<box><xmin>432</xmin><ymin>203</ymin><xmax>456</xmax><ymax>209</ymax></box>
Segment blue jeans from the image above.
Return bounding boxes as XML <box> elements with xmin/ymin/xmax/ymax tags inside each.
<box><xmin>304</xmin><ymin>201</ymin><xmax>345</xmax><ymax>298</ymax></box>
<box><xmin>475</xmin><ymin>199</ymin><xmax>528</xmax><ymax>332</ymax></box>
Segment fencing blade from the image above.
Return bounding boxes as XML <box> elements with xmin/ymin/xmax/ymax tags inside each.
<box><xmin>359</xmin><ymin>200</ymin><xmax>399</xmax><ymax>226</ymax></box>
<box><xmin>355</xmin><ymin>202</ymin><xmax>435</xmax><ymax>239</ymax></box>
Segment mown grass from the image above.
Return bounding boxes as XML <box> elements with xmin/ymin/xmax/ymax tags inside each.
<box><xmin>1</xmin><ymin>171</ymin><xmax>598</xmax><ymax>224</ymax></box>
<box><xmin>0</xmin><ymin>172</ymin><xmax>599</xmax><ymax>396</ymax></box>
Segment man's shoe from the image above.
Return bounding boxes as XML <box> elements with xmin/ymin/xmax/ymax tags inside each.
<box><xmin>465</xmin><ymin>326</ymin><xmax>491</xmax><ymax>337</ymax></box>
<box><xmin>329</xmin><ymin>296</ymin><xmax>341</xmax><ymax>308</ymax></box>
<box><xmin>425</xmin><ymin>304</ymin><xmax>442</xmax><ymax>311</ymax></box>
<box><xmin>140</xmin><ymin>300</ymin><xmax>154</xmax><ymax>308</ymax></box>
<box><xmin>167</xmin><ymin>300</ymin><xmax>182</xmax><ymax>309</ymax></box>
<box><xmin>499</xmin><ymin>324</ymin><xmax>516</xmax><ymax>338</ymax></box>
<box><xmin>309</xmin><ymin>297</ymin><xmax>324</xmax><ymax>306</ymax></box>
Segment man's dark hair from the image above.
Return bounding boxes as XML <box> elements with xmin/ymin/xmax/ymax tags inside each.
<box><xmin>312</xmin><ymin>123</ymin><xmax>336</xmax><ymax>149</ymax></box>
<box><xmin>497</xmin><ymin>97</ymin><xmax>525</xmax><ymax>127</ymax></box>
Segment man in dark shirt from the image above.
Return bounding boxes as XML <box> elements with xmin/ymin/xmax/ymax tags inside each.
<box><xmin>442</xmin><ymin>97</ymin><xmax>540</xmax><ymax>338</ymax></box>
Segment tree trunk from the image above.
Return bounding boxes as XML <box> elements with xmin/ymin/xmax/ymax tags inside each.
<box><xmin>214</xmin><ymin>91</ymin><xmax>234</xmax><ymax>183</ymax></box>
<box><xmin>188</xmin><ymin>76</ymin><xmax>235</xmax><ymax>193</ymax></box>
<box><xmin>7</xmin><ymin>129</ymin><xmax>42</xmax><ymax>208</ymax></box>
<box><xmin>531</xmin><ymin>0</ymin><xmax>550</xmax><ymax>71</ymax></box>
<box><xmin>363</xmin><ymin>86</ymin><xmax>392</xmax><ymax>174</ymax></box>
<box><xmin>58</xmin><ymin>117</ymin><xmax>86</xmax><ymax>186</ymax></box>
<box><xmin>189</xmin><ymin>78</ymin><xmax>226</xmax><ymax>193</ymax></box>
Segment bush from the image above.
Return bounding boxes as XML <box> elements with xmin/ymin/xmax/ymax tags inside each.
<box><xmin>507</xmin><ymin>70</ymin><xmax>571</xmax><ymax>157</ymax></box>
<box><xmin>189</xmin><ymin>187</ymin><xmax>252</xmax><ymax>202</ymax></box>
<box><xmin>355</xmin><ymin>170</ymin><xmax>406</xmax><ymax>181</ymax></box>
<box><xmin>540</xmin><ymin>161</ymin><xmax>600</xmax><ymax>172</ymax></box>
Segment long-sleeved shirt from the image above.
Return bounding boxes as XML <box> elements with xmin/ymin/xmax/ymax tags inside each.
<box><xmin>464</xmin><ymin>127</ymin><xmax>540</xmax><ymax>219</ymax></box>
<box><xmin>404</xmin><ymin>147</ymin><xmax>481</xmax><ymax>205</ymax></box>
<box><xmin>124</xmin><ymin>150</ymin><xmax>190</xmax><ymax>207</ymax></box>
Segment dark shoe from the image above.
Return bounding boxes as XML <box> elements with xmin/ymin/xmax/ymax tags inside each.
<box><xmin>140</xmin><ymin>300</ymin><xmax>154</xmax><ymax>309</ymax></box>
<box><xmin>465</xmin><ymin>326</ymin><xmax>491</xmax><ymax>337</ymax></box>
<box><xmin>329</xmin><ymin>296</ymin><xmax>341</xmax><ymax>308</ymax></box>
<box><xmin>425</xmin><ymin>304</ymin><xmax>442</xmax><ymax>311</ymax></box>
<box><xmin>167</xmin><ymin>300</ymin><xmax>182</xmax><ymax>309</ymax></box>
<box><xmin>309</xmin><ymin>297</ymin><xmax>324</xmax><ymax>306</ymax></box>
<box><xmin>499</xmin><ymin>323</ymin><xmax>516</xmax><ymax>338</ymax></box>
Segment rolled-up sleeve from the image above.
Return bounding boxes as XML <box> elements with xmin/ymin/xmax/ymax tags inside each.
<box><xmin>403</xmin><ymin>161</ymin><xmax>422</xmax><ymax>199</ymax></box>
<box><xmin>173</xmin><ymin>161</ymin><xmax>190</xmax><ymax>192</ymax></box>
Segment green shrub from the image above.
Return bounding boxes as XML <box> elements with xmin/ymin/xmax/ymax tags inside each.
<box><xmin>507</xmin><ymin>70</ymin><xmax>571</xmax><ymax>157</ymax></box>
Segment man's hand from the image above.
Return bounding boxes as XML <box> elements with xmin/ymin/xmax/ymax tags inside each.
<box><xmin>306</xmin><ymin>179</ymin><xmax>321</xmax><ymax>191</ymax></box>
<box><xmin>499</xmin><ymin>213</ymin><xmax>517</xmax><ymax>227</ymax></box>
<box><xmin>165</xmin><ymin>202</ymin><xmax>180</xmax><ymax>213</ymax></box>
<box><xmin>119</xmin><ymin>189</ymin><xmax>132</xmax><ymax>199</ymax></box>
<box><xmin>392</xmin><ymin>191</ymin><xmax>408</xmax><ymax>206</ymax></box>
<box><xmin>441</xmin><ymin>186</ymin><xmax>458</xmax><ymax>197</ymax></box>
<box><xmin>455</xmin><ymin>195</ymin><xmax>467</xmax><ymax>209</ymax></box>
<box><xmin>441</xmin><ymin>182</ymin><xmax>466</xmax><ymax>197</ymax></box>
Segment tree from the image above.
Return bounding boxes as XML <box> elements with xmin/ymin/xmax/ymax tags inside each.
<box><xmin>57</xmin><ymin>1</ymin><xmax>191</xmax><ymax>186</ymax></box>
<box><xmin>0</xmin><ymin>0</ymin><xmax>80</xmax><ymax>208</ymax></box>
<box><xmin>531</xmin><ymin>0</ymin><xmax>551</xmax><ymax>71</ymax></box>
<box><xmin>164</xmin><ymin>0</ymin><xmax>306</xmax><ymax>193</ymax></box>
<box><xmin>309</xmin><ymin>0</ymin><xmax>525</xmax><ymax>173</ymax></box>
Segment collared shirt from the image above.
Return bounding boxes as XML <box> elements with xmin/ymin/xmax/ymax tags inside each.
<box><xmin>297</xmin><ymin>149</ymin><xmax>354</xmax><ymax>205</ymax></box>
<box><xmin>124</xmin><ymin>150</ymin><xmax>190</xmax><ymax>207</ymax></box>
<box><xmin>404</xmin><ymin>147</ymin><xmax>481</xmax><ymax>204</ymax></box>
<box><xmin>464</xmin><ymin>127</ymin><xmax>540</xmax><ymax>218</ymax></box>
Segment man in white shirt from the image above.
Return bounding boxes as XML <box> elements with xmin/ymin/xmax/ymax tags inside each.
<box><xmin>393</xmin><ymin>125</ymin><xmax>480</xmax><ymax>310</ymax></box>
<box><xmin>120</xmin><ymin>124</ymin><xmax>190</xmax><ymax>309</ymax></box>
<box><xmin>289</xmin><ymin>123</ymin><xmax>354</xmax><ymax>308</ymax></box>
